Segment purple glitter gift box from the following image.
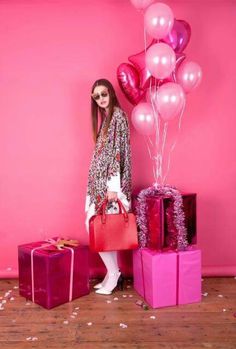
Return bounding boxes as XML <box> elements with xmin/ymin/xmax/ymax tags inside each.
<box><xmin>133</xmin><ymin>192</ymin><xmax>196</xmax><ymax>250</ymax></box>
<box><xmin>18</xmin><ymin>241</ymin><xmax>90</xmax><ymax>309</ymax></box>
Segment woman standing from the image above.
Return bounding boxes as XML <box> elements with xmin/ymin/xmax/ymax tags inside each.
<box><xmin>85</xmin><ymin>78</ymin><xmax>132</xmax><ymax>295</ymax></box>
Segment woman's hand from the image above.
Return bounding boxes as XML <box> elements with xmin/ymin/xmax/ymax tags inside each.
<box><xmin>107</xmin><ymin>191</ymin><xmax>118</xmax><ymax>202</ymax></box>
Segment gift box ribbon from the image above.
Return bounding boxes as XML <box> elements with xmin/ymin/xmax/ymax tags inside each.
<box><xmin>30</xmin><ymin>238</ymin><xmax>78</xmax><ymax>303</ymax></box>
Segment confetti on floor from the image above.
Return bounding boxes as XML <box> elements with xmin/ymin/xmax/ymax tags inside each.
<box><xmin>113</xmin><ymin>297</ymin><xmax>118</xmax><ymax>301</ymax></box>
<box><xmin>218</xmin><ymin>294</ymin><xmax>224</xmax><ymax>298</ymax></box>
<box><xmin>25</xmin><ymin>302</ymin><xmax>31</xmax><ymax>306</ymax></box>
<box><xmin>70</xmin><ymin>315</ymin><xmax>75</xmax><ymax>319</ymax></box>
<box><xmin>129</xmin><ymin>295</ymin><xmax>133</xmax><ymax>298</ymax></box>
<box><xmin>122</xmin><ymin>295</ymin><xmax>127</xmax><ymax>298</ymax></box>
<box><xmin>13</xmin><ymin>286</ymin><xmax>19</xmax><ymax>289</ymax></box>
<box><xmin>87</xmin><ymin>322</ymin><xmax>92</xmax><ymax>326</ymax></box>
<box><xmin>223</xmin><ymin>309</ymin><xmax>227</xmax><ymax>312</ymax></box>
<box><xmin>150</xmin><ymin>316</ymin><xmax>156</xmax><ymax>319</ymax></box>
<box><xmin>106</xmin><ymin>300</ymin><xmax>112</xmax><ymax>304</ymax></box>
<box><xmin>119</xmin><ymin>323</ymin><xmax>128</xmax><ymax>328</ymax></box>
<box><xmin>72</xmin><ymin>312</ymin><xmax>78</xmax><ymax>316</ymax></box>
<box><xmin>202</xmin><ymin>292</ymin><xmax>208</xmax><ymax>297</ymax></box>
<box><xmin>75</xmin><ymin>307</ymin><xmax>80</xmax><ymax>310</ymax></box>
<box><xmin>63</xmin><ymin>320</ymin><xmax>69</xmax><ymax>325</ymax></box>
<box><xmin>10</xmin><ymin>297</ymin><xmax>15</xmax><ymax>301</ymax></box>
<box><xmin>26</xmin><ymin>337</ymin><xmax>38</xmax><ymax>341</ymax></box>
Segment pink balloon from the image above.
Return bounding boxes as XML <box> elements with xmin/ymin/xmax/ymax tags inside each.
<box><xmin>131</xmin><ymin>102</ymin><xmax>155</xmax><ymax>136</ymax></box>
<box><xmin>144</xmin><ymin>2</ymin><xmax>174</xmax><ymax>39</ymax></box>
<box><xmin>117</xmin><ymin>63</ymin><xmax>145</xmax><ymax>105</ymax></box>
<box><xmin>176</xmin><ymin>61</ymin><xmax>202</xmax><ymax>93</ymax></box>
<box><xmin>155</xmin><ymin>82</ymin><xmax>186</xmax><ymax>121</ymax></box>
<box><xmin>145</xmin><ymin>43</ymin><xmax>176</xmax><ymax>79</ymax></box>
<box><xmin>130</xmin><ymin>0</ymin><xmax>154</xmax><ymax>10</ymax></box>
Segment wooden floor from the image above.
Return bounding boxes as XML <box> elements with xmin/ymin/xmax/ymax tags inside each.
<box><xmin>0</xmin><ymin>278</ymin><xmax>236</xmax><ymax>349</ymax></box>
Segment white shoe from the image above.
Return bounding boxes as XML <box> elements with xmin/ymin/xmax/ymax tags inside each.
<box><xmin>93</xmin><ymin>273</ymin><xmax>108</xmax><ymax>289</ymax></box>
<box><xmin>95</xmin><ymin>287</ymin><xmax>112</xmax><ymax>295</ymax></box>
<box><xmin>95</xmin><ymin>271</ymin><xmax>121</xmax><ymax>295</ymax></box>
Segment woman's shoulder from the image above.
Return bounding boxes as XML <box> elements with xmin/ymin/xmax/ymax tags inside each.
<box><xmin>113</xmin><ymin>107</ymin><xmax>128</xmax><ymax>124</ymax></box>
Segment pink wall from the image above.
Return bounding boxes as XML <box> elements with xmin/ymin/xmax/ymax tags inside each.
<box><xmin>0</xmin><ymin>0</ymin><xmax>235</xmax><ymax>277</ymax></box>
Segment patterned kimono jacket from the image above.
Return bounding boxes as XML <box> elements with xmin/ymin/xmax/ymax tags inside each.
<box><xmin>85</xmin><ymin>107</ymin><xmax>132</xmax><ymax>217</ymax></box>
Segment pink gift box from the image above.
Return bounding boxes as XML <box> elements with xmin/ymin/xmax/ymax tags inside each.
<box><xmin>177</xmin><ymin>248</ymin><xmax>202</xmax><ymax>305</ymax></box>
<box><xmin>133</xmin><ymin>247</ymin><xmax>201</xmax><ymax>308</ymax></box>
<box><xmin>18</xmin><ymin>241</ymin><xmax>90</xmax><ymax>309</ymax></box>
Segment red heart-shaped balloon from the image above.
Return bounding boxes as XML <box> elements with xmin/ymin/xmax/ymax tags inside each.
<box><xmin>117</xmin><ymin>63</ymin><xmax>146</xmax><ymax>105</ymax></box>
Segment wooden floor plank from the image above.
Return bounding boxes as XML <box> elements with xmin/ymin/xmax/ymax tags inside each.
<box><xmin>0</xmin><ymin>278</ymin><xmax>236</xmax><ymax>348</ymax></box>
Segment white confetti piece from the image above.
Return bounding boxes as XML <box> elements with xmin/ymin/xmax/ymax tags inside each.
<box><xmin>218</xmin><ymin>294</ymin><xmax>223</xmax><ymax>298</ymax></box>
<box><xmin>70</xmin><ymin>315</ymin><xmax>75</xmax><ymax>319</ymax></box>
<box><xmin>4</xmin><ymin>292</ymin><xmax>10</xmax><ymax>297</ymax></box>
<box><xmin>75</xmin><ymin>306</ymin><xmax>80</xmax><ymax>310</ymax></box>
<box><xmin>202</xmin><ymin>292</ymin><xmax>208</xmax><ymax>297</ymax></box>
<box><xmin>26</xmin><ymin>337</ymin><xmax>32</xmax><ymax>341</ymax></box>
<box><xmin>129</xmin><ymin>295</ymin><xmax>133</xmax><ymax>298</ymax></box>
<box><xmin>32</xmin><ymin>337</ymin><xmax>38</xmax><ymax>341</ymax></box>
<box><xmin>72</xmin><ymin>312</ymin><xmax>78</xmax><ymax>316</ymax></box>
<box><xmin>25</xmin><ymin>302</ymin><xmax>31</xmax><ymax>305</ymax></box>
<box><xmin>8</xmin><ymin>290</ymin><xmax>12</xmax><ymax>293</ymax></box>
<box><xmin>87</xmin><ymin>322</ymin><xmax>92</xmax><ymax>326</ymax></box>
<box><xmin>13</xmin><ymin>286</ymin><xmax>19</xmax><ymax>289</ymax></box>
<box><xmin>10</xmin><ymin>297</ymin><xmax>15</xmax><ymax>301</ymax></box>
<box><xmin>119</xmin><ymin>323</ymin><xmax>128</xmax><ymax>328</ymax></box>
<box><xmin>0</xmin><ymin>307</ymin><xmax>4</xmax><ymax>311</ymax></box>
<box><xmin>150</xmin><ymin>316</ymin><xmax>156</xmax><ymax>319</ymax></box>
<box><xmin>113</xmin><ymin>297</ymin><xmax>118</xmax><ymax>301</ymax></box>
<box><xmin>2</xmin><ymin>300</ymin><xmax>7</xmax><ymax>304</ymax></box>
<box><xmin>63</xmin><ymin>320</ymin><xmax>69</xmax><ymax>325</ymax></box>
<box><xmin>223</xmin><ymin>309</ymin><xmax>227</xmax><ymax>312</ymax></box>
<box><xmin>201</xmin><ymin>278</ymin><xmax>204</xmax><ymax>282</ymax></box>
<box><xmin>106</xmin><ymin>300</ymin><xmax>112</xmax><ymax>303</ymax></box>
<box><xmin>0</xmin><ymin>297</ymin><xmax>2</xmax><ymax>300</ymax></box>
<box><xmin>122</xmin><ymin>295</ymin><xmax>127</xmax><ymax>298</ymax></box>
<box><xmin>127</xmin><ymin>285</ymin><xmax>131</xmax><ymax>289</ymax></box>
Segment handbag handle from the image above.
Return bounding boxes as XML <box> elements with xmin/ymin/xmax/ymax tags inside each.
<box><xmin>100</xmin><ymin>199</ymin><xmax>129</xmax><ymax>224</ymax></box>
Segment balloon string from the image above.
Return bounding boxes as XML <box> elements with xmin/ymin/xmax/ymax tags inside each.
<box><xmin>159</xmin><ymin>122</ymin><xmax>168</xmax><ymax>184</ymax></box>
<box><xmin>162</xmin><ymin>100</ymin><xmax>186</xmax><ymax>184</ymax></box>
<box><xmin>149</xmin><ymin>79</ymin><xmax>161</xmax><ymax>184</ymax></box>
<box><xmin>145</xmin><ymin>136</ymin><xmax>157</xmax><ymax>184</ymax></box>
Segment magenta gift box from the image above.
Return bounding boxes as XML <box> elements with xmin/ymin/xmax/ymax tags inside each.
<box><xmin>133</xmin><ymin>247</ymin><xmax>201</xmax><ymax>308</ymax></box>
<box><xmin>18</xmin><ymin>241</ymin><xmax>90</xmax><ymax>309</ymax></box>
<box><xmin>133</xmin><ymin>248</ymin><xmax>177</xmax><ymax>308</ymax></box>
<box><xmin>133</xmin><ymin>193</ymin><xmax>196</xmax><ymax>250</ymax></box>
<box><xmin>177</xmin><ymin>248</ymin><xmax>202</xmax><ymax>305</ymax></box>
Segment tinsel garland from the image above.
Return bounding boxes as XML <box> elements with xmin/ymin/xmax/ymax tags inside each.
<box><xmin>135</xmin><ymin>184</ymin><xmax>188</xmax><ymax>250</ymax></box>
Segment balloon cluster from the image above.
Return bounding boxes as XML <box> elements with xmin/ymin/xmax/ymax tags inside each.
<box><xmin>117</xmin><ymin>1</ymin><xmax>202</xmax><ymax>183</ymax></box>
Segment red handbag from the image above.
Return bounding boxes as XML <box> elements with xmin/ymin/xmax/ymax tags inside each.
<box><xmin>89</xmin><ymin>199</ymin><xmax>138</xmax><ymax>252</ymax></box>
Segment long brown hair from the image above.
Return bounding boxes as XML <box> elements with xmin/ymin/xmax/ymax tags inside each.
<box><xmin>91</xmin><ymin>79</ymin><xmax>121</xmax><ymax>142</ymax></box>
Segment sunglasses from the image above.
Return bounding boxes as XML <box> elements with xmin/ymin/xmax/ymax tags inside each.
<box><xmin>92</xmin><ymin>91</ymin><xmax>109</xmax><ymax>101</ymax></box>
